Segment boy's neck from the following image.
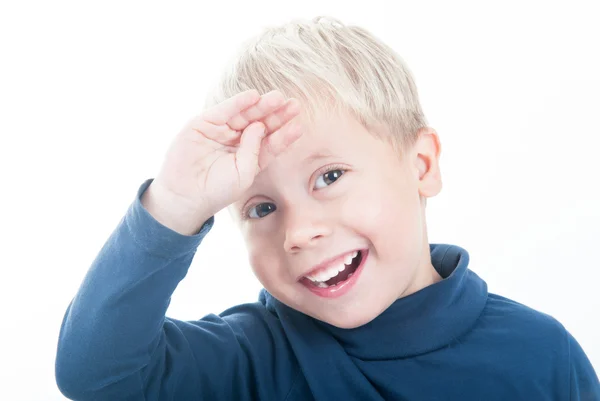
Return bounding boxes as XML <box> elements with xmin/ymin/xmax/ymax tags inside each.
<box><xmin>398</xmin><ymin>252</ymin><xmax>443</xmax><ymax>300</ymax></box>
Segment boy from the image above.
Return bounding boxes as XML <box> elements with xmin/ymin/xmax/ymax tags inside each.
<box><xmin>55</xmin><ymin>16</ymin><xmax>599</xmax><ymax>400</ymax></box>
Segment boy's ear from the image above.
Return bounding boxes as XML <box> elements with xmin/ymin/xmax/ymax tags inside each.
<box><xmin>412</xmin><ymin>127</ymin><xmax>442</xmax><ymax>198</ymax></box>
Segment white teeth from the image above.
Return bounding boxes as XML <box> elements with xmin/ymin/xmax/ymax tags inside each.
<box><xmin>317</xmin><ymin>271</ymin><xmax>329</xmax><ymax>282</ymax></box>
<box><xmin>307</xmin><ymin>264</ymin><xmax>344</xmax><ymax>284</ymax></box>
<box><xmin>304</xmin><ymin>251</ymin><xmax>360</xmax><ymax>285</ymax></box>
<box><xmin>320</xmin><ymin>265</ymin><xmax>340</xmax><ymax>282</ymax></box>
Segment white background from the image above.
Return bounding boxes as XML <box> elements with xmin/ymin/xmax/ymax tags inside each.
<box><xmin>1</xmin><ymin>1</ymin><xmax>599</xmax><ymax>399</ymax></box>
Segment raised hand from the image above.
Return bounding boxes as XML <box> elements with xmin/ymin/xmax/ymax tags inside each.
<box><xmin>142</xmin><ymin>90</ymin><xmax>302</xmax><ymax>235</ymax></box>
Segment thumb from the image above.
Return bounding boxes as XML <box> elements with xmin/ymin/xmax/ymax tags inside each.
<box><xmin>236</xmin><ymin>122</ymin><xmax>266</xmax><ymax>187</ymax></box>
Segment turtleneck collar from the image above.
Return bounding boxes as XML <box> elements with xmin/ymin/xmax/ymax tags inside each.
<box><xmin>260</xmin><ymin>244</ymin><xmax>488</xmax><ymax>360</ymax></box>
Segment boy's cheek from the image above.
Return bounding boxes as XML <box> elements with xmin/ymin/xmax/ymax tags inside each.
<box><xmin>247</xmin><ymin>245</ymin><xmax>286</xmax><ymax>286</ymax></box>
<box><xmin>340</xmin><ymin>183</ymin><xmax>408</xmax><ymax>223</ymax></box>
<box><xmin>341</xmin><ymin>184</ymin><xmax>422</xmax><ymax>241</ymax></box>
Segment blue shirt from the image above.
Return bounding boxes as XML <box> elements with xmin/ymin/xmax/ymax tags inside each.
<box><xmin>55</xmin><ymin>179</ymin><xmax>600</xmax><ymax>400</ymax></box>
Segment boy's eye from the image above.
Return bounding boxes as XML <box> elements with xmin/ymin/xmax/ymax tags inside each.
<box><xmin>314</xmin><ymin>169</ymin><xmax>345</xmax><ymax>189</ymax></box>
<box><xmin>247</xmin><ymin>203</ymin><xmax>276</xmax><ymax>219</ymax></box>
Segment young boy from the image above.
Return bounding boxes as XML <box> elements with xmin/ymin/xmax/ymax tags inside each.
<box><xmin>55</xmin><ymin>17</ymin><xmax>599</xmax><ymax>400</ymax></box>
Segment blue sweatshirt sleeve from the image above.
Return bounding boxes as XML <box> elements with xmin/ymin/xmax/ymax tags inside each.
<box><xmin>568</xmin><ymin>331</ymin><xmax>600</xmax><ymax>401</ymax></box>
<box><xmin>55</xmin><ymin>179</ymin><xmax>297</xmax><ymax>401</ymax></box>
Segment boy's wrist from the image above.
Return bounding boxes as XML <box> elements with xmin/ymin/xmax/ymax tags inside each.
<box><xmin>141</xmin><ymin>182</ymin><xmax>212</xmax><ymax>236</ymax></box>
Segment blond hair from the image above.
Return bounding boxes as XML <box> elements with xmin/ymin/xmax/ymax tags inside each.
<box><xmin>205</xmin><ymin>16</ymin><xmax>427</xmax><ymax>152</ymax></box>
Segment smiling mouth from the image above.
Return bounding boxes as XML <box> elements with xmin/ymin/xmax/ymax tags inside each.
<box><xmin>303</xmin><ymin>250</ymin><xmax>363</xmax><ymax>288</ymax></box>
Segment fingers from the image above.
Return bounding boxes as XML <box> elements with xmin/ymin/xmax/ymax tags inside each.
<box><xmin>227</xmin><ymin>91</ymin><xmax>287</xmax><ymax>131</ymax></box>
<box><xmin>202</xmin><ymin>89</ymin><xmax>261</xmax><ymax>125</ymax></box>
<box><xmin>194</xmin><ymin>89</ymin><xmax>301</xmax><ymax>149</ymax></box>
<box><xmin>262</xmin><ymin>98</ymin><xmax>301</xmax><ymax>134</ymax></box>
<box><xmin>236</xmin><ymin>122</ymin><xmax>266</xmax><ymax>185</ymax></box>
<box><xmin>258</xmin><ymin>118</ymin><xmax>303</xmax><ymax>170</ymax></box>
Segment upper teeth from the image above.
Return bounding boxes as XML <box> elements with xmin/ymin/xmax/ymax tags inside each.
<box><xmin>305</xmin><ymin>251</ymin><xmax>358</xmax><ymax>283</ymax></box>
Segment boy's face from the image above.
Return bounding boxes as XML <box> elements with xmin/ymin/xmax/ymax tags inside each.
<box><xmin>232</xmin><ymin>111</ymin><xmax>442</xmax><ymax>328</ymax></box>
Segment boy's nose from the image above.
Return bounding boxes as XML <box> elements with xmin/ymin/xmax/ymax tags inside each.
<box><xmin>283</xmin><ymin>211</ymin><xmax>332</xmax><ymax>253</ymax></box>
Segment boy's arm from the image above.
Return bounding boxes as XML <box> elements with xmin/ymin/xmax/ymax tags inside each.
<box><xmin>55</xmin><ymin>179</ymin><xmax>296</xmax><ymax>401</ymax></box>
<box><xmin>568</xmin><ymin>331</ymin><xmax>600</xmax><ymax>400</ymax></box>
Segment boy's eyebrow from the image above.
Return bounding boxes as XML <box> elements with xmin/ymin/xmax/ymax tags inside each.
<box><xmin>304</xmin><ymin>151</ymin><xmax>335</xmax><ymax>163</ymax></box>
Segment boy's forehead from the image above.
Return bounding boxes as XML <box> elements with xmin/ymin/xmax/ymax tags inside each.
<box><xmin>295</xmin><ymin>108</ymin><xmax>365</xmax><ymax>145</ymax></box>
<box><xmin>270</xmin><ymin>134</ymin><xmax>335</xmax><ymax>171</ymax></box>
<box><xmin>281</xmin><ymin>113</ymin><xmax>350</xmax><ymax>163</ymax></box>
